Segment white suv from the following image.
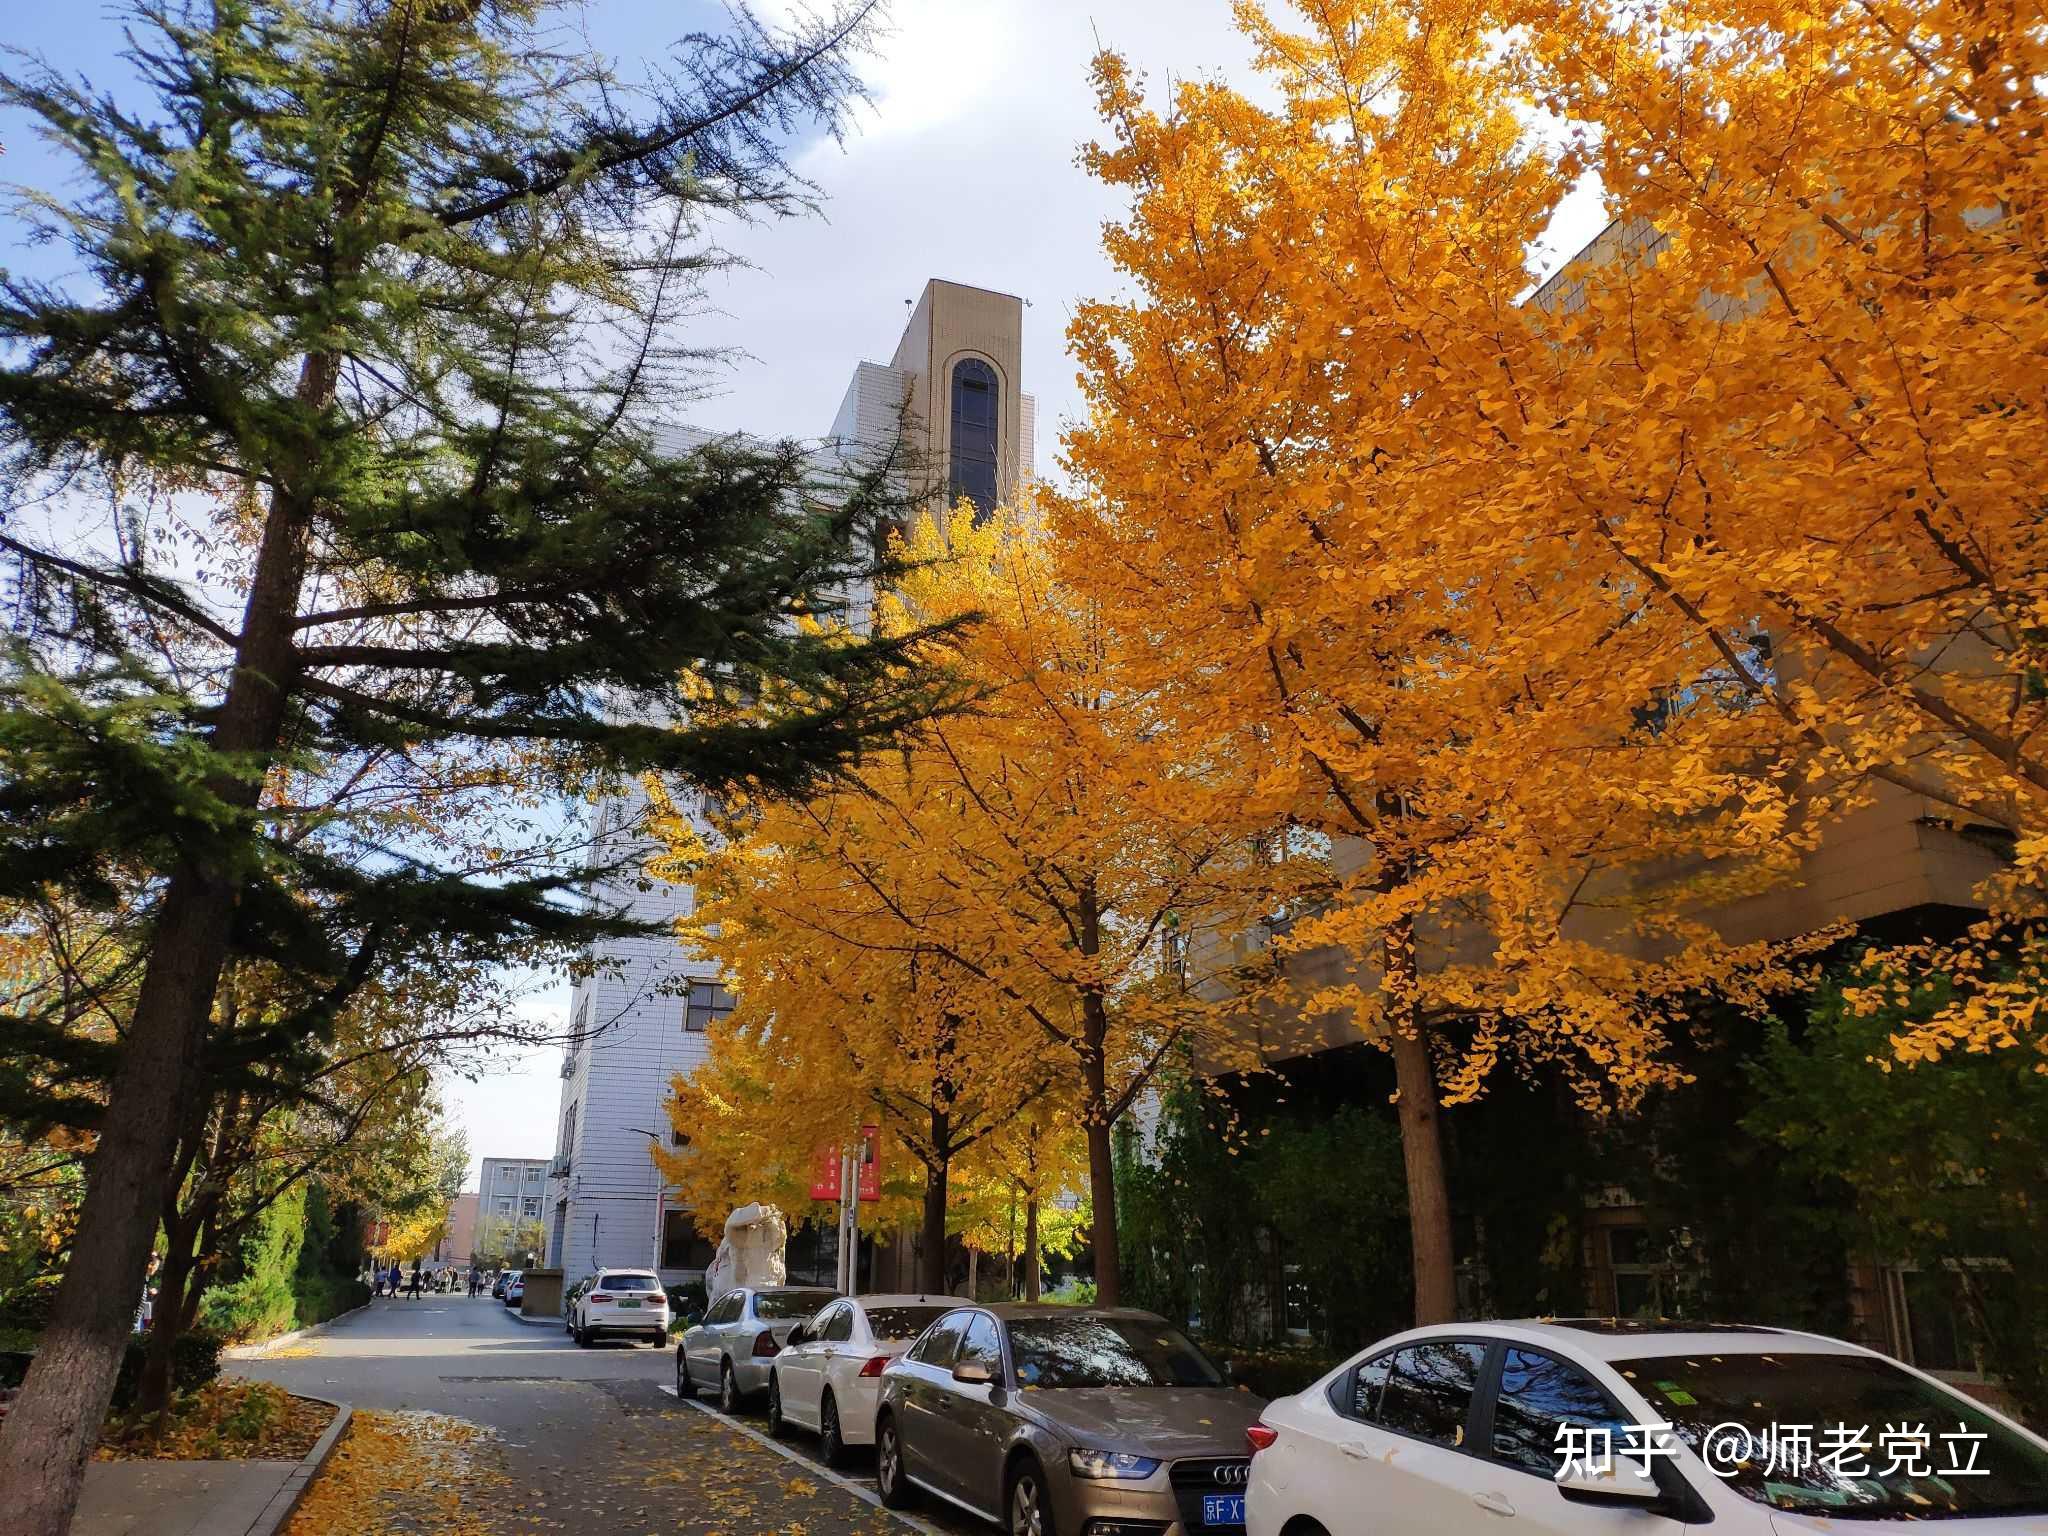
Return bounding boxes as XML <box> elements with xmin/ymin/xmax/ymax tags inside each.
<box><xmin>1248</xmin><ymin>1319</ymin><xmax>2048</xmax><ymax>1534</ymax></box>
<box><xmin>570</xmin><ymin>1269</ymin><xmax>669</xmax><ymax>1347</ymax></box>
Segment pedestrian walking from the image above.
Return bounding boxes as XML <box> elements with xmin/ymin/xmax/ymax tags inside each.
<box><xmin>407</xmin><ymin>1261</ymin><xmax>423</xmax><ymax>1299</ymax></box>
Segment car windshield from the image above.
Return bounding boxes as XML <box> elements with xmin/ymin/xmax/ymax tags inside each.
<box><xmin>755</xmin><ymin>1290</ymin><xmax>838</xmax><ymax>1320</ymax></box>
<box><xmin>1618</xmin><ymin>1351</ymin><xmax>2048</xmax><ymax>1520</ymax></box>
<box><xmin>603</xmin><ymin>1274</ymin><xmax>659</xmax><ymax>1291</ymax></box>
<box><xmin>1007</xmin><ymin>1315</ymin><xmax>1224</xmax><ymax>1389</ymax></box>
<box><xmin>864</xmin><ymin>1306</ymin><xmax>952</xmax><ymax>1342</ymax></box>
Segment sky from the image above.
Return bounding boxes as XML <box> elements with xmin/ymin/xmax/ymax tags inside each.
<box><xmin>2</xmin><ymin>0</ymin><xmax>1608</xmax><ymax>1188</ymax></box>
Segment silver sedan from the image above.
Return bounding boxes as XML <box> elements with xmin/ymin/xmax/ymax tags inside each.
<box><xmin>676</xmin><ymin>1285</ymin><xmax>839</xmax><ymax>1414</ymax></box>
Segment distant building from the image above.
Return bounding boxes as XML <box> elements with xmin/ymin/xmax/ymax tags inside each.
<box><xmin>544</xmin><ymin>279</ymin><xmax>1036</xmax><ymax>1289</ymax></box>
<box><xmin>438</xmin><ymin>1192</ymin><xmax>478</xmax><ymax>1267</ymax></box>
<box><xmin>478</xmin><ymin>1157</ymin><xmax>549</xmax><ymax>1263</ymax></box>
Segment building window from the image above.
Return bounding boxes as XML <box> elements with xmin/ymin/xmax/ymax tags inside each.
<box><xmin>497</xmin><ymin>1198</ymin><xmax>514</xmax><ymax>1215</ymax></box>
<box><xmin>948</xmin><ymin>357</ymin><xmax>999</xmax><ymax>521</ymax></box>
<box><xmin>684</xmin><ymin>980</ymin><xmax>736</xmax><ymax>1033</ymax></box>
<box><xmin>521</xmin><ymin>1198</ymin><xmax>539</xmax><ymax>1218</ymax></box>
<box><xmin>661</xmin><ymin>1209</ymin><xmax>717</xmax><ymax>1270</ymax></box>
<box><xmin>1606</xmin><ymin>1225</ymin><xmax>1663</xmax><ymax>1318</ymax></box>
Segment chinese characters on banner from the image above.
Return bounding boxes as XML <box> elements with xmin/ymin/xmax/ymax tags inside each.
<box><xmin>808</xmin><ymin>1125</ymin><xmax>881</xmax><ymax>1201</ymax></box>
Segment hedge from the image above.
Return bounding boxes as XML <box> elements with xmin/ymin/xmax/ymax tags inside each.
<box><xmin>0</xmin><ymin>1330</ymin><xmax>222</xmax><ymax>1409</ymax></box>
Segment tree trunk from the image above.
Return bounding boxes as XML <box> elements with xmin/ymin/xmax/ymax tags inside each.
<box><xmin>1083</xmin><ymin>1106</ymin><xmax>1119</xmax><ymax>1308</ymax></box>
<box><xmin>1386</xmin><ymin>930</ymin><xmax>1457</xmax><ymax>1325</ymax></box>
<box><xmin>1075</xmin><ymin>880</ymin><xmax>1122</xmax><ymax>1307</ymax></box>
<box><xmin>919</xmin><ymin>1159</ymin><xmax>948</xmax><ymax>1295</ymax></box>
<box><xmin>136</xmin><ymin>1230</ymin><xmax>196</xmax><ymax>1425</ymax></box>
<box><xmin>1024</xmin><ymin>1197</ymin><xmax>1041</xmax><ymax>1303</ymax></box>
<box><xmin>0</xmin><ymin>368</ymin><xmax>324</xmax><ymax>1535</ymax></box>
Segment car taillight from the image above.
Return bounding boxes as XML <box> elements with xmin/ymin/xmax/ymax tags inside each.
<box><xmin>589</xmin><ymin>1293</ymin><xmax>612</xmax><ymax>1303</ymax></box>
<box><xmin>858</xmin><ymin>1356</ymin><xmax>889</xmax><ymax>1378</ymax></box>
<box><xmin>1246</xmin><ymin>1424</ymin><xmax>1278</xmax><ymax>1455</ymax></box>
<box><xmin>752</xmin><ymin>1330</ymin><xmax>780</xmax><ymax>1357</ymax></box>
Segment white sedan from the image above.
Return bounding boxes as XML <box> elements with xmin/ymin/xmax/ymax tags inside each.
<box><xmin>570</xmin><ymin>1268</ymin><xmax>670</xmax><ymax>1346</ymax></box>
<box><xmin>766</xmin><ymin>1294</ymin><xmax>959</xmax><ymax>1466</ymax></box>
<box><xmin>1247</xmin><ymin>1319</ymin><xmax>2048</xmax><ymax>1535</ymax></box>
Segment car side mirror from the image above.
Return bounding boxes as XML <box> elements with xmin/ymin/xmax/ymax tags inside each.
<box><xmin>1555</xmin><ymin>1457</ymin><xmax>1663</xmax><ymax>1509</ymax></box>
<box><xmin>787</xmin><ymin>1325</ymin><xmax>807</xmax><ymax>1346</ymax></box>
<box><xmin>952</xmin><ymin>1360</ymin><xmax>997</xmax><ymax>1387</ymax></box>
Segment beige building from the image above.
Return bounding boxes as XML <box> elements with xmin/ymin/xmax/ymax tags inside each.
<box><xmin>437</xmin><ymin>1192</ymin><xmax>478</xmax><ymax>1267</ymax></box>
<box><xmin>546</xmin><ymin>279</ymin><xmax>1036</xmax><ymax>1294</ymax></box>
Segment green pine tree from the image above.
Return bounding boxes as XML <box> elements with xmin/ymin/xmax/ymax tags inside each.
<box><xmin>0</xmin><ymin>3</ymin><xmax>951</xmax><ymax>1527</ymax></box>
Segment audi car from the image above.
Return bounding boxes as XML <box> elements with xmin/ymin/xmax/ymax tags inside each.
<box><xmin>874</xmin><ymin>1303</ymin><xmax>1265</xmax><ymax>1534</ymax></box>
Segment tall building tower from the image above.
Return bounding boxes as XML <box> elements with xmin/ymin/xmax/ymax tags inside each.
<box><xmin>544</xmin><ymin>280</ymin><xmax>1033</xmax><ymax>1286</ymax></box>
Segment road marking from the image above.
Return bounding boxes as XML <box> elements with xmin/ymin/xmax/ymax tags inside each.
<box><xmin>658</xmin><ymin>1386</ymin><xmax>946</xmax><ymax>1536</ymax></box>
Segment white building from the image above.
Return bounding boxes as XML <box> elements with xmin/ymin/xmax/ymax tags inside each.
<box><xmin>544</xmin><ymin>279</ymin><xmax>1035</xmax><ymax>1289</ymax></box>
<box><xmin>478</xmin><ymin>1156</ymin><xmax>549</xmax><ymax>1265</ymax></box>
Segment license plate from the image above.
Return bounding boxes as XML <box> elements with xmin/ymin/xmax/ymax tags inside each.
<box><xmin>1203</xmin><ymin>1494</ymin><xmax>1246</xmax><ymax>1526</ymax></box>
<box><xmin>618</xmin><ymin>1299</ymin><xmax>641</xmax><ymax>1308</ymax></box>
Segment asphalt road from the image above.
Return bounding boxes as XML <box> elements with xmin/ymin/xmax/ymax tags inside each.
<box><xmin>230</xmin><ymin>1294</ymin><xmax>981</xmax><ymax>1536</ymax></box>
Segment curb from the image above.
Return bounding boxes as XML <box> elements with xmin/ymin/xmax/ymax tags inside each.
<box><xmin>225</xmin><ymin>1302</ymin><xmax>368</xmax><ymax>1360</ymax></box>
<box><xmin>244</xmin><ymin>1392</ymin><xmax>350</xmax><ymax>1536</ymax></box>
<box><xmin>505</xmin><ymin>1307</ymin><xmax>566</xmax><ymax>1328</ymax></box>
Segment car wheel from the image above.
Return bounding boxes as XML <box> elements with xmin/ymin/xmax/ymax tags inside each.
<box><xmin>765</xmin><ymin>1373</ymin><xmax>786</xmax><ymax>1437</ymax></box>
<box><xmin>675</xmin><ymin>1351</ymin><xmax>693</xmax><ymax>1398</ymax></box>
<box><xmin>1007</xmin><ymin>1457</ymin><xmax>1057</xmax><ymax>1536</ymax></box>
<box><xmin>876</xmin><ymin>1415</ymin><xmax>916</xmax><ymax>1510</ymax></box>
<box><xmin>575</xmin><ymin>1324</ymin><xmax>590</xmax><ymax>1347</ymax></box>
<box><xmin>819</xmin><ymin>1391</ymin><xmax>848</xmax><ymax>1469</ymax></box>
<box><xmin>718</xmin><ymin>1359</ymin><xmax>741</xmax><ymax>1415</ymax></box>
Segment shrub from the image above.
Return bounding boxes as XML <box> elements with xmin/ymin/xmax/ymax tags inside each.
<box><xmin>199</xmin><ymin>1186</ymin><xmax>309</xmax><ymax>1341</ymax></box>
<box><xmin>106</xmin><ymin>1329</ymin><xmax>224</xmax><ymax>1412</ymax></box>
<box><xmin>0</xmin><ymin>1274</ymin><xmax>65</xmax><ymax>1333</ymax></box>
<box><xmin>1212</xmin><ymin>1343</ymin><xmax>1343</xmax><ymax>1399</ymax></box>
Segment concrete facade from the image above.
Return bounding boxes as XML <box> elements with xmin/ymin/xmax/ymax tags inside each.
<box><xmin>437</xmin><ymin>1192</ymin><xmax>477</xmax><ymax>1267</ymax></box>
<box><xmin>543</xmin><ymin>279</ymin><xmax>1035</xmax><ymax>1292</ymax></box>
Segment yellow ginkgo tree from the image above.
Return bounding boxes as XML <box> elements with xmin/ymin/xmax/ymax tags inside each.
<box><xmin>1064</xmin><ymin>0</ymin><xmax>1836</xmax><ymax>1323</ymax></box>
<box><xmin>656</xmin><ymin>507</ymin><xmax>1277</xmax><ymax>1304</ymax></box>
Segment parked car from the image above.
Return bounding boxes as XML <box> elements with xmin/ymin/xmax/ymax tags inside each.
<box><xmin>502</xmin><ymin>1272</ymin><xmax>524</xmax><ymax>1308</ymax></box>
<box><xmin>768</xmin><ymin>1294</ymin><xmax>959</xmax><ymax>1466</ymax></box>
<box><xmin>677</xmin><ymin>1285</ymin><xmax>840</xmax><ymax>1414</ymax></box>
<box><xmin>571</xmin><ymin>1268</ymin><xmax>669</xmax><ymax>1347</ymax></box>
<box><xmin>490</xmin><ymin>1271</ymin><xmax>511</xmax><ymax>1300</ymax></box>
<box><xmin>1247</xmin><ymin>1318</ymin><xmax>2048</xmax><ymax>1536</ymax></box>
<box><xmin>563</xmin><ymin>1275</ymin><xmax>594</xmax><ymax>1331</ymax></box>
<box><xmin>873</xmin><ymin>1304</ymin><xmax>1264</xmax><ymax>1534</ymax></box>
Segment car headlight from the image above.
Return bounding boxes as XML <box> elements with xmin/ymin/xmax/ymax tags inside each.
<box><xmin>1068</xmin><ymin>1448</ymin><xmax>1161</xmax><ymax>1480</ymax></box>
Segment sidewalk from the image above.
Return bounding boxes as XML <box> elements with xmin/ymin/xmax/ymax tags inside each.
<box><xmin>73</xmin><ymin>1396</ymin><xmax>350</xmax><ymax>1536</ymax></box>
<box><xmin>75</xmin><ymin>1460</ymin><xmax>298</xmax><ymax>1536</ymax></box>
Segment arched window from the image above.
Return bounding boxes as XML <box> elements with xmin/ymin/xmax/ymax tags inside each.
<box><xmin>948</xmin><ymin>357</ymin><xmax>1000</xmax><ymax>521</ymax></box>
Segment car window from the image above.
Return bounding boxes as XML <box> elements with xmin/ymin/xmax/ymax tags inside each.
<box><xmin>958</xmin><ymin>1314</ymin><xmax>1001</xmax><ymax>1373</ymax></box>
<box><xmin>708</xmin><ymin>1292</ymin><xmax>743</xmax><ymax>1325</ymax></box>
<box><xmin>754</xmin><ymin>1289</ymin><xmax>838</xmax><ymax>1321</ymax></box>
<box><xmin>822</xmin><ymin>1304</ymin><xmax>854</xmax><ymax>1343</ymax></box>
<box><xmin>1617</xmin><ymin>1350</ymin><xmax>2048</xmax><ymax>1519</ymax></box>
<box><xmin>913</xmin><ymin>1310</ymin><xmax>971</xmax><ymax>1366</ymax></box>
<box><xmin>1006</xmin><ymin>1315</ymin><xmax>1224</xmax><ymax>1389</ymax></box>
<box><xmin>1377</xmin><ymin>1340</ymin><xmax>1487</xmax><ymax>1448</ymax></box>
<box><xmin>864</xmin><ymin>1305</ymin><xmax>952</xmax><ymax>1343</ymax></box>
<box><xmin>1489</xmin><ymin>1347</ymin><xmax>1635</xmax><ymax>1476</ymax></box>
<box><xmin>603</xmin><ymin>1272</ymin><xmax>659</xmax><ymax>1292</ymax></box>
<box><xmin>1336</xmin><ymin>1352</ymin><xmax>1395</xmax><ymax>1422</ymax></box>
